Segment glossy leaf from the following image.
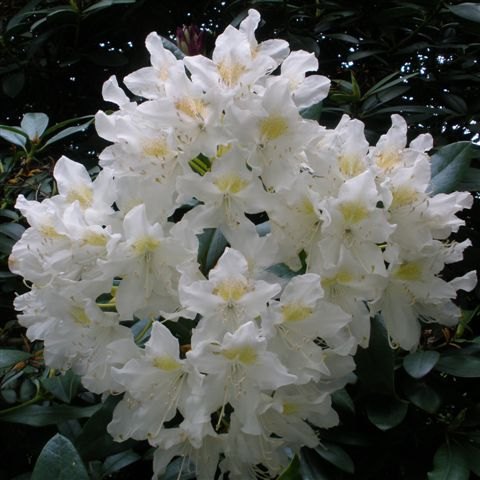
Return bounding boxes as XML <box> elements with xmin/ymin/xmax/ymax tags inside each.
<box><xmin>403</xmin><ymin>350</ymin><xmax>440</xmax><ymax>378</ymax></box>
<box><xmin>197</xmin><ymin>228</ymin><xmax>228</xmax><ymax>276</ymax></box>
<box><xmin>0</xmin><ymin>125</ymin><xmax>28</xmax><ymax>148</ymax></box>
<box><xmin>31</xmin><ymin>434</ymin><xmax>89</xmax><ymax>480</ymax></box>
<box><xmin>435</xmin><ymin>352</ymin><xmax>480</xmax><ymax>377</ymax></box>
<box><xmin>314</xmin><ymin>442</ymin><xmax>355</xmax><ymax>474</ymax></box>
<box><xmin>42</xmin><ymin>119</ymin><xmax>93</xmax><ymax>147</ymax></box>
<box><xmin>366</xmin><ymin>395</ymin><xmax>408</xmax><ymax>430</ymax></box>
<box><xmin>362</xmin><ymin>85</ymin><xmax>410</xmax><ymax>112</ymax></box>
<box><xmin>160</xmin><ymin>36</ymin><xmax>186</xmax><ymax>60</ymax></box>
<box><xmin>331</xmin><ymin>388</ymin><xmax>355</xmax><ymax>415</ymax></box>
<box><xmin>75</xmin><ymin>395</ymin><xmax>125</xmax><ymax>460</ymax></box>
<box><xmin>0</xmin><ymin>235</ymin><xmax>15</xmax><ymax>255</ymax></box>
<box><xmin>41</xmin><ymin>370</ymin><xmax>81</xmax><ymax>403</ymax></box>
<box><xmin>448</xmin><ymin>3</ymin><xmax>480</xmax><ymax>23</ymax></box>
<box><xmin>0</xmin><ymin>223</ymin><xmax>26</xmax><ymax>240</ymax></box>
<box><xmin>355</xmin><ymin>316</ymin><xmax>395</xmax><ymax>394</ymax></box>
<box><xmin>430</xmin><ymin>142</ymin><xmax>478</xmax><ymax>194</ymax></box>
<box><xmin>458</xmin><ymin>167</ymin><xmax>480</xmax><ymax>191</ymax></box>
<box><xmin>461</xmin><ymin>442</ymin><xmax>480</xmax><ymax>476</ymax></box>
<box><xmin>299</xmin><ymin>448</ymin><xmax>335</xmax><ymax>480</ymax></box>
<box><xmin>0</xmin><ymin>349</ymin><xmax>31</xmax><ymax>368</ymax></box>
<box><xmin>362</xmin><ymin>72</ymin><xmax>416</xmax><ymax>98</ymax></box>
<box><xmin>278</xmin><ymin>455</ymin><xmax>302</xmax><ymax>480</ymax></box>
<box><xmin>102</xmin><ymin>450</ymin><xmax>141</xmax><ymax>477</ymax></box>
<box><xmin>401</xmin><ymin>377</ymin><xmax>442</xmax><ymax>414</ymax></box>
<box><xmin>0</xmin><ymin>403</ymin><xmax>100</xmax><ymax>426</ymax></box>
<box><xmin>83</xmin><ymin>0</ymin><xmax>136</xmax><ymax>14</ymax></box>
<box><xmin>427</xmin><ymin>443</ymin><xmax>469</xmax><ymax>480</ymax></box>
<box><xmin>20</xmin><ymin>113</ymin><xmax>49</xmax><ymax>140</ymax></box>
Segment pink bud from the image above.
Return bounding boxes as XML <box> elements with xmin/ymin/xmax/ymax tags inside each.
<box><xmin>176</xmin><ymin>25</ymin><xmax>205</xmax><ymax>56</ymax></box>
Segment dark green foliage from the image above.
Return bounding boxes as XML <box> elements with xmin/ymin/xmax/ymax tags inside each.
<box><xmin>1</xmin><ymin>1</ymin><xmax>480</xmax><ymax>479</ymax></box>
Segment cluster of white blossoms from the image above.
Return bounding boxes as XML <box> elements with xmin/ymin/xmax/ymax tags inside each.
<box><xmin>9</xmin><ymin>9</ymin><xmax>477</xmax><ymax>479</ymax></box>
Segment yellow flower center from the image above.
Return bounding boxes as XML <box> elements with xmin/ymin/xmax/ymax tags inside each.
<box><xmin>338</xmin><ymin>155</ymin><xmax>365</xmax><ymax>177</ymax></box>
<box><xmin>299</xmin><ymin>197</ymin><xmax>316</xmax><ymax>216</ymax></box>
<box><xmin>66</xmin><ymin>186</ymin><xmax>93</xmax><ymax>208</ymax></box>
<box><xmin>143</xmin><ymin>139</ymin><xmax>170</xmax><ymax>158</ymax></box>
<box><xmin>132</xmin><ymin>236</ymin><xmax>160</xmax><ymax>255</ymax></box>
<box><xmin>376</xmin><ymin>150</ymin><xmax>400</xmax><ymax>171</ymax></box>
<box><xmin>281</xmin><ymin>303</ymin><xmax>313</xmax><ymax>323</ymax></box>
<box><xmin>259</xmin><ymin>115</ymin><xmax>288</xmax><ymax>141</ymax></box>
<box><xmin>71</xmin><ymin>307</ymin><xmax>91</xmax><ymax>326</ymax></box>
<box><xmin>175</xmin><ymin>97</ymin><xmax>206</xmax><ymax>119</ymax></box>
<box><xmin>322</xmin><ymin>270</ymin><xmax>353</xmax><ymax>288</ymax></box>
<box><xmin>217</xmin><ymin>61</ymin><xmax>246</xmax><ymax>87</ymax></box>
<box><xmin>394</xmin><ymin>262</ymin><xmax>422</xmax><ymax>282</ymax></box>
<box><xmin>83</xmin><ymin>231</ymin><xmax>108</xmax><ymax>247</ymax></box>
<box><xmin>40</xmin><ymin>224</ymin><xmax>64</xmax><ymax>239</ymax></box>
<box><xmin>222</xmin><ymin>345</ymin><xmax>257</xmax><ymax>365</ymax></box>
<box><xmin>216</xmin><ymin>143</ymin><xmax>232</xmax><ymax>158</ymax></box>
<box><xmin>214</xmin><ymin>174</ymin><xmax>248</xmax><ymax>194</ymax></box>
<box><xmin>152</xmin><ymin>356</ymin><xmax>181</xmax><ymax>371</ymax></box>
<box><xmin>282</xmin><ymin>402</ymin><xmax>298</xmax><ymax>415</ymax></box>
<box><xmin>212</xmin><ymin>279</ymin><xmax>249</xmax><ymax>302</ymax></box>
<box><xmin>391</xmin><ymin>186</ymin><xmax>419</xmax><ymax>209</ymax></box>
<box><xmin>340</xmin><ymin>201</ymin><xmax>368</xmax><ymax>224</ymax></box>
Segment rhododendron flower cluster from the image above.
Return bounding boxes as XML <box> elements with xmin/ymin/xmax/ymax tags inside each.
<box><xmin>9</xmin><ymin>9</ymin><xmax>476</xmax><ymax>479</ymax></box>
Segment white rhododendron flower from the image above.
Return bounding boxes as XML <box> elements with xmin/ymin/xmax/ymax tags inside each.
<box><xmin>9</xmin><ymin>8</ymin><xmax>476</xmax><ymax>479</ymax></box>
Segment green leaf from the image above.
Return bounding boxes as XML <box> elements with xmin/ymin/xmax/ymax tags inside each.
<box><xmin>6</xmin><ymin>0</ymin><xmax>43</xmax><ymax>32</ymax></box>
<box><xmin>0</xmin><ymin>235</ymin><xmax>15</xmax><ymax>255</ymax></box>
<box><xmin>0</xmin><ymin>270</ymin><xmax>17</xmax><ymax>279</ymax></box>
<box><xmin>331</xmin><ymin>388</ymin><xmax>355</xmax><ymax>415</ymax></box>
<box><xmin>458</xmin><ymin>167</ymin><xmax>480</xmax><ymax>191</ymax></box>
<box><xmin>299</xmin><ymin>448</ymin><xmax>335</xmax><ymax>480</ymax></box>
<box><xmin>300</xmin><ymin>102</ymin><xmax>323</xmax><ymax>121</ymax></box>
<box><xmin>347</xmin><ymin>49</ymin><xmax>385</xmax><ymax>61</ymax></box>
<box><xmin>460</xmin><ymin>442</ymin><xmax>480</xmax><ymax>475</ymax></box>
<box><xmin>442</xmin><ymin>93</ymin><xmax>468</xmax><ymax>114</ymax></box>
<box><xmin>83</xmin><ymin>0</ymin><xmax>136</xmax><ymax>14</ymax></box>
<box><xmin>350</xmin><ymin>71</ymin><xmax>361</xmax><ymax>99</ymax></box>
<box><xmin>430</xmin><ymin>142</ymin><xmax>478</xmax><ymax>194</ymax></box>
<box><xmin>0</xmin><ymin>125</ymin><xmax>28</xmax><ymax>149</ymax></box>
<box><xmin>403</xmin><ymin>350</ymin><xmax>440</xmax><ymax>378</ymax></box>
<box><xmin>41</xmin><ymin>370</ymin><xmax>81</xmax><ymax>403</ymax></box>
<box><xmin>0</xmin><ymin>349</ymin><xmax>31</xmax><ymax>368</ymax></box>
<box><xmin>435</xmin><ymin>352</ymin><xmax>480</xmax><ymax>377</ymax></box>
<box><xmin>0</xmin><ymin>209</ymin><xmax>20</xmax><ymax>221</ymax></box>
<box><xmin>355</xmin><ymin>316</ymin><xmax>395</xmax><ymax>394</ymax></box>
<box><xmin>75</xmin><ymin>396</ymin><xmax>125</xmax><ymax>460</ymax></box>
<box><xmin>31</xmin><ymin>433</ymin><xmax>89</xmax><ymax>480</ymax></box>
<box><xmin>278</xmin><ymin>455</ymin><xmax>302</xmax><ymax>480</ymax></box>
<box><xmin>366</xmin><ymin>395</ymin><xmax>408</xmax><ymax>430</ymax></box>
<box><xmin>160</xmin><ymin>36</ymin><xmax>186</xmax><ymax>60</ymax></box>
<box><xmin>197</xmin><ymin>228</ymin><xmax>228</xmax><ymax>276</ymax></box>
<box><xmin>427</xmin><ymin>443</ymin><xmax>469</xmax><ymax>480</ymax></box>
<box><xmin>315</xmin><ymin>442</ymin><xmax>355</xmax><ymax>474</ymax></box>
<box><xmin>42</xmin><ymin>119</ymin><xmax>93</xmax><ymax>147</ymax></box>
<box><xmin>20</xmin><ymin>113</ymin><xmax>49</xmax><ymax>140</ymax></box>
<box><xmin>448</xmin><ymin>3</ymin><xmax>480</xmax><ymax>23</ymax></box>
<box><xmin>102</xmin><ymin>450</ymin><xmax>141</xmax><ymax>476</ymax></box>
<box><xmin>162</xmin><ymin>457</ymin><xmax>196</xmax><ymax>479</ymax></box>
<box><xmin>401</xmin><ymin>376</ymin><xmax>442</xmax><ymax>414</ymax></box>
<box><xmin>0</xmin><ymin>223</ymin><xmax>26</xmax><ymax>240</ymax></box>
<box><xmin>0</xmin><ymin>403</ymin><xmax>101</xmax><ymax>426</ymax></box>
<box><xmin>362</xmin><ymin>85</ymin><xmax>410</xmax><ymax>112</ymax></box>
<box><xmin>326</xmin><ymin>33</ymin><xmax>359</xmax><ymax>44</ymax></box>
